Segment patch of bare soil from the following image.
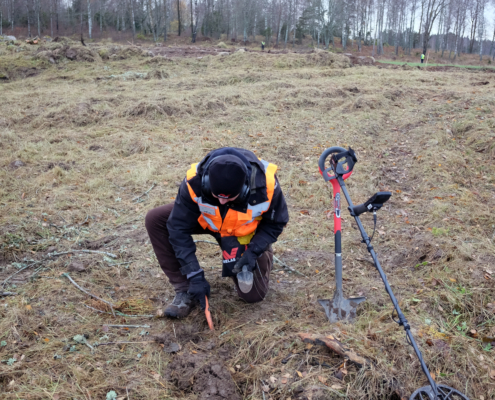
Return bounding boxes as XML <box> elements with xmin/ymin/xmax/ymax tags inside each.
<box><xmin>165</xmin><ymin>352</ymin><xmax>241</xmax><ymax>400</ymax></box>
<box><xmin>80</xmin><ymin>235</ymin><xmax>117</xmax><ymax>250</ymax></box>
<box><xmin>35</xmin><ymin>44</ymin><xmax>101</xmax><ymax>63</ymax></box>
<box><xmin>153</xmin><ymin>324</ymin><xmax>203</xmax><ymax>346</ymax></box>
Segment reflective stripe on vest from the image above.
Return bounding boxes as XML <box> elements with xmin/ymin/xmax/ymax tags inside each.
<box><xmin>185</xmin><ymin>160</ymin><xmax>277</xmax><ymax>237</ymax></box>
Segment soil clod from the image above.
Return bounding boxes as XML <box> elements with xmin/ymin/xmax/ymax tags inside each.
<box><xmin>166</xmin><ymin>352</ymin><xmax>241</xmax><ymax>400</ymax></box>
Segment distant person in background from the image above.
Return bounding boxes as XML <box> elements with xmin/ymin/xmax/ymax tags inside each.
<box><xmin>421</xmin><ymin>53</ymin><xmax>425</xmax><ymax>63</ymax></box>
<box><xmin>261</xmin><ymin>41</ymin><xmax>265</xmax><ymax>51</ymax></box>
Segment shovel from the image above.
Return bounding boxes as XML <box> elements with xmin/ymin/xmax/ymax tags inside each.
<box><xmin>237</xmin><ymin>265</ymin><xmax>254</xmax><ymax>293</ymax></box>
<box><xmin>318</xmin><ymin>216</ymin><xmax>366</xmax><ymax>322</ymax></box>
<box><xmin>318</xmin><ymin>254</ymin><xmax>366</xmax><ymax>322</ymax></box>
<box><xmin>318</xmin><ymin>146</ymin><xmax>365</xmax><ymax>322</ymax></box>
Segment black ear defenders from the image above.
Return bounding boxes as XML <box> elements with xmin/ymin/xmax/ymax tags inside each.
<box><xmin>201</xmin><ymin>155</ymin><xmax>251</xmax><ymax>204</ymax></box>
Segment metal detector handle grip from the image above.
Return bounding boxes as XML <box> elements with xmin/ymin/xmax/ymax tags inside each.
<box><xmin>318</xmin><ymin>146</ymin><xmax>354</xmax><ymax>182</ymax></box>
<box><xmin>351</xmin><ymin>203</ymin><xmax>368</xmax><ymax>216</ymax></box>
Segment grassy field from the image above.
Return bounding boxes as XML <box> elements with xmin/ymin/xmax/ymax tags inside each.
<box><xmin>377</xmin><ymin>60</ymin><xmax>495</xmax><ymax>70</ymax></box>
<box><xmin>1</xmin><ymin>40</ymin><xmax>495</xmax><ymax>400</ymax></box>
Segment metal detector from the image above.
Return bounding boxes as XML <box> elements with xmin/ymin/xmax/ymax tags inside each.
<box><xmin>318</xmin><ymin>147</ymin><xmax>470</xmax><ymax>400</ymax></box>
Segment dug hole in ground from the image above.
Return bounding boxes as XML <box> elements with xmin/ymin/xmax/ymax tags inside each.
<box><xmin>0</xmin><ymin>40</ymin><xmax>494</xmax><ymax>400</ymax></box>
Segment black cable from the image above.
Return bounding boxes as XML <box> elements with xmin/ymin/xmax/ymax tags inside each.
<box><xmin>368</xmin><ymin>211</ymin><xmax>377</xmax><ymax>243</ymax></box>
<box><xmin>392</xmin><ymin>308</ymin><xmax>400</xmax><ymax>325</ymax></box>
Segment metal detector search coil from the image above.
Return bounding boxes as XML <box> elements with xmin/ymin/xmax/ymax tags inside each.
<box><xmin>317</xmin><ymin>146</ymin><xmax>470</xmax><ymax>400</ymax></box>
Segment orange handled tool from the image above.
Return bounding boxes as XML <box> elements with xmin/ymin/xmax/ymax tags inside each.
<box><xmin>205</xmin><ymin>296</ymin><xmax>214</xmax><ymax>331</ymax></box>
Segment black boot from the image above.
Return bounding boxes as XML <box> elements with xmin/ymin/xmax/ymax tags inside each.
<box><xmin>164</xmin><ymin>292</ymin><xmax>196</xmax><ymax>319</ymax></box>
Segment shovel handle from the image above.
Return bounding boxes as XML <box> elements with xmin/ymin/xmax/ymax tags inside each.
<box><xmin>205</xmin><ymin>296</ymin><xmax>214</xmax><ymax>331</ymax></box>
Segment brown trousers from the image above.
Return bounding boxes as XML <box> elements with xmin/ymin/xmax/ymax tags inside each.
<box><xmin>145</xmin><ymin>203</ymin><xmax>272</xmax><ymax>303</ymax></box>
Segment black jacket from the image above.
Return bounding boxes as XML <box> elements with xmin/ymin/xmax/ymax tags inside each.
<box><xmin>167</xmin><ymin>147</ymin><xmax>289</xmax><ymax>275</ymax></box>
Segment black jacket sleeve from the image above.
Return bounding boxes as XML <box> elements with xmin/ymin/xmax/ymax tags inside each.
<box><xmin>166</xmin><ymin>179</ymin><xmax>203</xmax><ymax>275</ymax></box>
<box><xmin>248</xmin><ymin>176</ymin><xmax>289</xmax><ymax>255</ymax></box>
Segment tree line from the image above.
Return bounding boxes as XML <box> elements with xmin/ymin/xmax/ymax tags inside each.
<box><xmin>1</xmin><ymin>0</ymin><xmax>494</xmax><ymax>60</ymax></box>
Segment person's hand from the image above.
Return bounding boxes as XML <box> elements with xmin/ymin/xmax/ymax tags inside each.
<box><xmin>187</xmin><ymin>272</ymin><xmax>211</xmax><ymax>310</ymax></box>
<box><xmin>232</xmin><ymin>250</ymin><xmax>257</xmax><ymax>274</ymax></box>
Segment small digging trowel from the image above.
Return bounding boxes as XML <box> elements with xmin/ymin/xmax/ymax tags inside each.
<box><xmin>237</xmin><ymin>265</ymin><xmax>254</xmax><ymax>293</ymax></box>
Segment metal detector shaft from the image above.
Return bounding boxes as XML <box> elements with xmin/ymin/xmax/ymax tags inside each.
<box><xmin>336</xmin><ymin>175</ymin><xmax>439</xmax><ymax>397</ymax></box>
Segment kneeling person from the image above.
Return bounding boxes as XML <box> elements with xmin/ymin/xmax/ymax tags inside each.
<box><xmin>145</xmin><ymin>147</ymin><xmax>289</xmax><ymax>318</ymax></box>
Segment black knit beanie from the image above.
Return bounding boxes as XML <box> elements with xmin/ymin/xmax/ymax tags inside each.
<box><xmin>208</xmin><ymin>155</ymin><xmax>248</xmax><ymax>199</ymax></box>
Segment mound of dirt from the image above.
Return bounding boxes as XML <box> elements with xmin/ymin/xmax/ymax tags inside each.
<box><xmin>305</xmin><ymin>51</ymin><xmax>352</xmax><ymax>68</ymax></box>
<box><xmin>343</xmin><ymin>53</ymin><xmax>375</xmax><ymax>65</ymax></box>
<box><xmin>34</xmin><ymin>44</ymin><xmax>101</xmax><ymax>63</ymax></box>
<box><xmin>212</xmin><ymin>51</ymin><xmax>351</xmax><ymax>69</ymax></box>
<box><xmin>124</xmin><ymin>101</ymin><xmax>179</xmax><ymax>118</ymax></box>
<box><xmin>96</xmin><ymin>45</ymin><xmax>153</xmax><ymax>60</ymax></box>
<box><xmin>351</xmin><ymin>95</ymin><xmax>387</xmax><ymax>111</ymax></box>
<box><xmin>120</xmin><ymin>46</ymin><xmax>144</xmax><ymax>58</ymax></box>
<box><xmin>142</xmin><ymin>55</ymin><xmax>170</xmax><ymax>65</ymax></box>
<box><xmin>66</xmin><ymin>46</ymin><xmax>101</xmax><ymax>62</ymax></box>
<box><xmin>166</xmin><ymin>353</ymin><xmax>240</xmax><ymax>400</ymax></box>
<box><xmin>146</xmin><ymin>69</ymin><xmax>169</xmax><ymax>79</ymax></box>
<box><xmin>32</xmin><ymin>102</ymin><xmax>109</xmax><ymax>128</ymax></box>
<box><xmin>52</xmin><ymin>36</ymin><xmax>76</xmax><ymax>44</ymax></box>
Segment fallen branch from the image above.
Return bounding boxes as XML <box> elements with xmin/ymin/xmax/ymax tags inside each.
<box><xmin>104</xmin><ymin>324</ymin><xmax>151</xmax><ymax>328</ymax></box>
<box><xmin>48</xmin><ymin>250</ymin><xmax>117</xmax><ymax>259</ymax></box>
<box><xmin>1</xmin><ymin>262</ymin><xmax>40</xmax><ymax>287</ymax></box>
<box><xmin>96</xmin><ymin>341</ymin><xmax>152</xmax><ymax>346</ymax></box>
<box><xmin>0</xmin><ymin>292</ymin><xmax>17</xmax><ymax>297</ymax></box>
<box><xmin>29</xmin><ymin>265</ymin><xmax>46</xmax><ymax>280</ymax></box>
<box><xmin>79</xmin><ymin>214</ymin><xmax>89</xmax><ymax>226</ymax></box>
<box><xmin>298</xmin><ymin>333</ymin><xmax>369</xmax><ymax>367</ymax></box>
<box><xmin>107</xmin><ymin>262</ymin><xmax>133</xmax><ymax>266</ymax></box>
<box><xmin>132</xmin><ymin>182</ymin><xmax>156</xmax><ymax>203</ymax></box>
<box><xmin>62</xmin><ymin>273</ymin><xmax>116</xmax><ymax>317</ymax></box>
<box><xmin>82</xmin><ymin>337</ymin><xmax>95</xmax><ymax>352</ymax></box>
<box><xmin>273</xmin><ymin>255</ymin><xmax>307</xmax><ymax>277</ymax></box>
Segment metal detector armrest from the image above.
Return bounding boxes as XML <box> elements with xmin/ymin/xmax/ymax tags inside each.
<box><xmin>349</xmin><ymin>191</ymin><xmax>392</xmax><ymax>216</ymax></box>
<box><xmin>318</xmin><ymin>146</ymin><xmax>356</xmax><ymax>182</ymax></box>
<box><xmin>330</xmin><ymin>148</ymin><xmax>357</xmax><ymax>176</ymax></box>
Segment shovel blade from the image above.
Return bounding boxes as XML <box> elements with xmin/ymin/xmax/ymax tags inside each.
<box><xmin>237</xmin><ymin>266</ymin><xmax>253</xmax><ymax>293</ymax></box>
<box><xmin>318</xmin><ymin>295</ymin><xmax>366</xmax><ymax>323</ymax></box>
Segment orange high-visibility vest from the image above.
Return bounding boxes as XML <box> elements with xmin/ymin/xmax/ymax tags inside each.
<box><xmin>185</xmin><ymin>160</ymin><xmax>278</xmax><ymax>237</ymax></box>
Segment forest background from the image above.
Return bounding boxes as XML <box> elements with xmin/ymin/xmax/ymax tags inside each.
<box><xmin>2</xmin><ymin>0</ymin><xmax>495</xmax><ymax>63</ymax></box>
